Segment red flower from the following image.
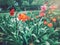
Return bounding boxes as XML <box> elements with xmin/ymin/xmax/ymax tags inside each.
<box><xmin>44</xmin><ymin>21</ymin><xmax>48</xmax><ymax>25</ymax></box>
<box><xmin>10</xmin><ymin>8</ymin><xmax>15</xmax><ymax>16</ymax></box>
<box><xmin>40</xmin><ymin>12</ymin><xmax>45</xmax><ymax>17</ymax></box>
<box><xmin>18</xmin><ymin>13</ymin><xmax>30</xmax><ymax>22</ymax></box>
<box><xmin>47</xmin><ymin>23</ymin><xmax>53</xmax><ymax>27</ymax></box>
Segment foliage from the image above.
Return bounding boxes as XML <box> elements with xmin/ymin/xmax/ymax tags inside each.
<box><xmin>0</xmin><ymin>0</ymin><xmax>60</xmax><ymax>45</ymax></box>
<box><xmin>0</xmin><ymin>11</ymin><xmax>60</xmax><ymax>45</ymax></box>
<box><xmin>0</xmin><ymin>0</ymin><xmax>49</xmax><ymax>11</ymax></box>
<box><xmin>0</xmin><ymin>0</ymin><xmax>16</xmax><ymax>6</ymax></box>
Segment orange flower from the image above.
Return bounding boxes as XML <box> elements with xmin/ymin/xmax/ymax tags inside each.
<box><xmin>50</xmin><ymin>5</ymin><xmax>57</xmax><ymax>11</ymax></box>
<box><xmin>18</xmin><ymin>13</ymin><xmax>30</xmax><ymax>22</ymax></box>
<box><xmin>40</xmin><ymin>12</ymin><xmax>45</xmax><ymax>17</ymax></box>
<box><xmin>47</xmin><ymin>23</ymin><xmax>53</xmax><ymax>27</ymax></box>
<box><xmin>52</xmin><ymin>18</ymin><xmax>56</xmax><ymax>22</ymax></box>
<box><xmin>44</xmin><ymin>21</ymin><xmax>48</xmax><ymax>25</ymax></box>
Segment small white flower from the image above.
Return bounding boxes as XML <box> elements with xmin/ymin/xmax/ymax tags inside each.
<box><xmin>11</xmin><ymin>18</ymin><xmax>16</xmax><ymax>22</ymax></box>
<box><xmin>17</xmin><ymin>18</ymin><xmax>19</xmax><ymax>21</ymax></box>
<box><xmin>14</xmin><ymin>18</ymin><xmax>16</xmax><ymax>22</ymax></box>
<box><xmin>26</xmin><ymin>27</ymin><xmax>29</xmax><ymax>30</ymax></box>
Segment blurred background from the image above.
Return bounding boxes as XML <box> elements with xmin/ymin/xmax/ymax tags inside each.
<box><xmin>0</xmin><ymin>0</ymin><xmax>60</xmax><ymax>11</ymax></box>
<box><xmin>0</xmin><ymin>0</ymin><xmax>53</xmax><ymax>12</ymax></box>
